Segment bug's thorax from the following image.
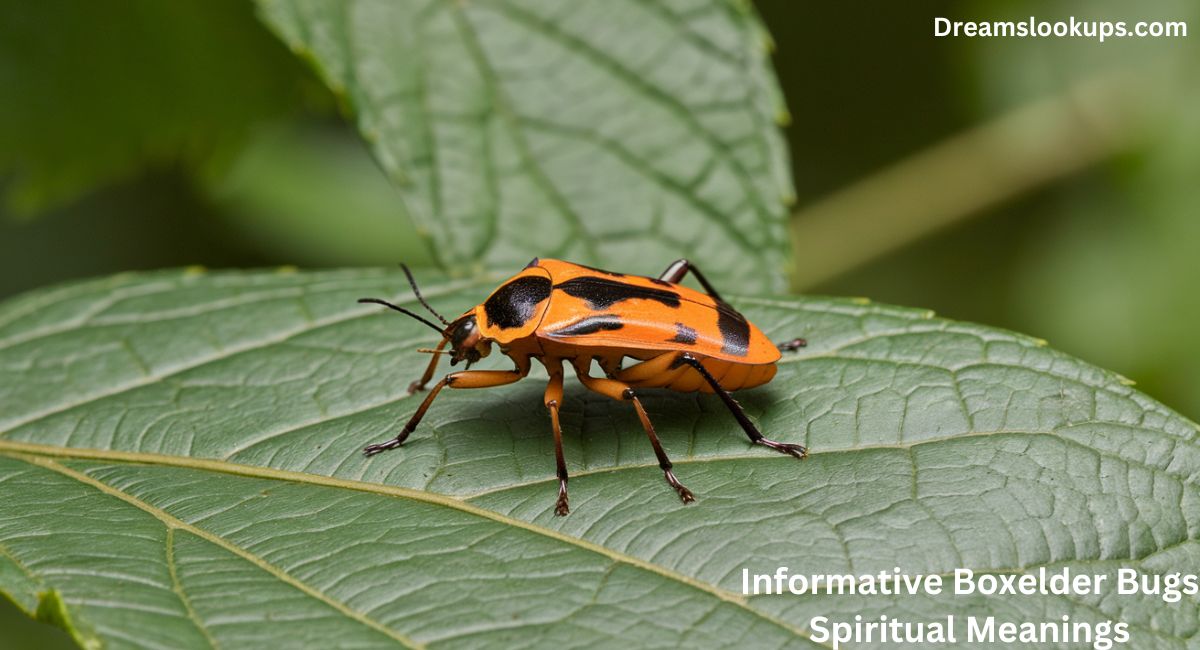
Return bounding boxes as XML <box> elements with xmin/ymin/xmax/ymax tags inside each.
<box><xmin>473</xmin><ymin>265</ymin><xmax>554</xmax><ymax>344</ymax></box>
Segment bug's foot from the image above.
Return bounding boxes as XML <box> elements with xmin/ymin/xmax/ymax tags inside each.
<box><xmin>363</xmin><ymin>439</ymin><xmax>402</xmax><ymax>456</ymax></box>
<box><xmin>664</xmin><ymin>469</ymin><xmax>695</xmax><ymax>504</ymax></box>
<box><xmin>757</xmin><ymin>438</ymin><xmax>808</xmax><ymax>459</ymax></box>
<box><xmin>406</xmin><ymin>380</ymin><xmax>427</xmax><ymax>394</ymax></box>
<box><xmin>363</xmin><ymin>431</ymin><xmax>411</xmax><ymax>456</ymax></box>
<box><xmin>554</xmin><ymin>479</ymin><xmax>570</xmax><ymax>516</ymax></box>
<box><xmin>777</xmin><ymin>337</ymin><xmax>807</xmax><ymax>352</ymax></box>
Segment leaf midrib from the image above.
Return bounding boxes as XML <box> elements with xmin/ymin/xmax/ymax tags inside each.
<box><xmin>6</xmin><ymin>434</ymin><xmax>1192</xmax><ymax>648</ymax></box>
<box><xmin>448</xmin><ymin>4</ymin><xmax>600</xmax><ymax>263</ymax></box>
<box><xmin>483</xmin><ymin>0</ymin><xmax>776</xmax><ymax>232</ymax></box>
<box><xmin>0</xmin><ymin>440</ymin><xmax>821</xmax><ymax>648</ymax></box>
<box><xmin>11</xmin><ymin>452</ymin><xmax>422</xmax><ymax>650</ymax></box>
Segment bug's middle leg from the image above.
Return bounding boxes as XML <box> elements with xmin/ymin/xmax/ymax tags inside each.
<box><xmin>571</xmin><ymin>359</ymin><xmax>695</xmax><ymax>504</ymax></box>
<box><xmin>542</xmin><ymin>359</ymin><xmax>571</xmax><ymax>516</ymax></box>
<box><xmin>408</xmin><ymin>336</ymin><xmax>449</xmax><ymax>393</ymax></box>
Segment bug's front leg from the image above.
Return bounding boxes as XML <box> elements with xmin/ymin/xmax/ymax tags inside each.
<box><xmin>408</xmin><ymin>337</ymin><xmax>449</xmax><ymax>393</ymax></box>
<box><xmin>364</xmin><ymin>365</ymin><xmax>528</xmax><ymax>456</ymax></box>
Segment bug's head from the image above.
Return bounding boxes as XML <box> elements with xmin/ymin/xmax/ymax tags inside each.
<box><xmin>445</xmin><ymin>313</ymin><xmax>491</xmax><ymax>367</ymax></box>
<box><xmin>359</xmin><ymin>264</ymin><xmax>494</xmax><ymax>367</ymax></box>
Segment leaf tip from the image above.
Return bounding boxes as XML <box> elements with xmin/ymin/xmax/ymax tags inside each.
<box><xmin>762</xmin><ymin>33</ymin><xmax>777</xmax><ymax>55</ymax></box>
<box><xmin>1032</xmin><ymin>337</ymin><xmax>1049</xmax><ymax>348</ymax></box>
<box><xmin>36</xmin><ymin>589</ymin><xmax>101</xmax><ymax>650</ymax></box>
<box><xmin>289</xmin><ymin>42</ymin><xmax>312</xmax><ymax>59</ymax></box>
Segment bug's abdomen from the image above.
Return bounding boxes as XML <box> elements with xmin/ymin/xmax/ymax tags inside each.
<box><xmin>616</xmin><ymin>352</ymin><xmax>777</xmax><ymax>393</ymax></box>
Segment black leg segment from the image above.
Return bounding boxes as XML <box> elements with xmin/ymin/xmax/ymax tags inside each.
<box><xmin>675</xmin><ymin>353</ymin><xmax>807</xmax><ymax>459</ymax></box>
<box><xmin>658</xmin><ymin>259</ymin><xmax>726</xmax><ymax>303</ymax></box>
<box><xmin>363</xmin><ymin>368</ymin><xmax>527</xmax><ymax>456</ymax></box>
<box><xmin>777</xmin><ymin>337</ymin><xmax>807</xmax><ymax>352</ymax></box>
<box><xmin>628</xmin><ymin>390</ymin><xmax>695</xmax><ymax>504</ymax></box>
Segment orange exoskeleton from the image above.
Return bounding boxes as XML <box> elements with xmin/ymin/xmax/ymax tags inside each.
<box><xmin>359</xmin><ymin>258</ymin><xmax>807</xmax><ymax>515</ymax></box>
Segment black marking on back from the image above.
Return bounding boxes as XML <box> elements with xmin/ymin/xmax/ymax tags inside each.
<box><xmin>715</xmin><ymin>301</ymin><xmax>750</xmax><ymax>356</ymax></box>
<box><xmin>547</xmin><ymin>314</ymin><xmax>625</xmax><ymax>337</ymax></box>
<box><xmin>484</xmin><ymin>276</ymin><xmax>552</xmax><ymax>330</ymax></box>
<box><xmin>669</xmin><ymin>322</ymin><xmax>697</xmax><ymax>345</ymax></box>
<box><xmin>574</xmin><ymin>263</ymin><xmax>625</xmax><ymax>277</ymax></box>
<box><xmin>556</xmin><ymin>276</ymin><xmax>681</xmax><ymax>309</ymax></box>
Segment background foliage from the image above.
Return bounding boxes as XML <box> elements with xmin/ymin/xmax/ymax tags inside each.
<box><xmin>1</xmin><ymin>0</ymin><xmax>1197</xmax><ymax>647</ymax></box>
<box><xmin>3</xmin><ymin>1</ymin><xmax>1197</xmax><ymax>417</ymax></box>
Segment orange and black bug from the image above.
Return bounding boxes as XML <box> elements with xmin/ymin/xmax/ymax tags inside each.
<box><xmin>360</xmin><ymin>258</ymin><xmax>808</xmax><ymax>516</ymax></box>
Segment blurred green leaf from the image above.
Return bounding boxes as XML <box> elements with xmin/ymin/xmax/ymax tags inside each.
<box><xmin>1</xmin><ymin>268</ymin><xmax>1198</xmax><ymax>647</ymax></box>
<box><xmin>963</xmin><ymin>0</ymin><xmax>1197</xmax><ymax>111</ymax></box>
<box><xmin>0</xmin><ymin>0</ymin><xmax>325</xmax><ymax>215</ymax></box>
<box><xmin>960</xmin><ymin>0</ymin><xmax>1200</xmax><ymax>419</ymax></box>
<box><xmin>206</xmin><ymin>122</ymin><xmax>434</xmax><ymax>267</ymax></box>
<box><xmin>256</xmin><ymin>0</ymin><xmax>793</xmax><ymax>292</ymax></box>
<box><xmin>0</xmin><ymin>595</ymin><xmax>77</xmax><ymax>650</ymax></box>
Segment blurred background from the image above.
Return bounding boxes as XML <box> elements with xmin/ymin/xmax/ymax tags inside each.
<box><xmin>1</xmin><ymin>1</ymin><xmax>1196</xmax><ymax>646</ymax></box>
<box><xmin>2</xmin><ymin>0</ymin><xmax>1197</xmax><ymax>411</ymax></box>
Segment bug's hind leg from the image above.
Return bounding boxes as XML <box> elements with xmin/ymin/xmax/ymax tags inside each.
<box><xmin>572</xmin><ymin>360</ymin><xmax>695</xmax><ymax>504</ymax></box>
<box><xmin>543</xmin><ymin>359</ymin><xmax>570</xmax><ymax>516</ymax></box>
<box><xmin>658</xmin><ymin>259</ymin><xmax>725</xmax><ymax>302</ymax></box>
<box><xmin>675</xmin><ymin>353</ymin><xmax>807</xmax><ymax>459</ymax></box>
<box><xmin>777</xmin><ymin>338</ymin><xmax>807</xmax><ymax>352</ymax></box>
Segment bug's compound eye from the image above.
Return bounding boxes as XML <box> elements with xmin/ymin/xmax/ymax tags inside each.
<box><xmin>446</xmin><ymin>314</ymin><xmax>484</xmax><ymax>366</ymax></box>
<box><xmin>448</xmin><ymin>316</ymin><xmax>478</xmax><ymax>349</ymax></box>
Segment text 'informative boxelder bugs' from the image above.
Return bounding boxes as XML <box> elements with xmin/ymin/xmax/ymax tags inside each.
<box><xmin>360</xmin><ymin>258</ymin><xmax>808</xmax><ymax>515</ymax></box>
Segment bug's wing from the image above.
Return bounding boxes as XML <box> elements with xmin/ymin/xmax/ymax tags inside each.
<box><xmin>537</xmin><ymin>275</ymin><xmax>780</xmax><ymax>364</ymax></box>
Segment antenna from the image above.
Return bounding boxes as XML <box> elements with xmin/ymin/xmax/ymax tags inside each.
<box><xmin>357</xmin><ymin>298</ymin><xmax>445</xmax><ymax>334</ymax></box>
<box><xmin>401</xmin><ymin>264</ymin><xmax>450</xmax><ymax>326</ymax></box>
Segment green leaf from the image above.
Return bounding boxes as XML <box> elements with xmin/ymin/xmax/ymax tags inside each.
<box><xmin>255</xmin><ymin>0</ymin><xmax>793</xmax><ymax>293</ymax></box>
<box><xmin>2</xmin><ymin>268</ymin><xmax>1198</xmax><ymax>648</ymax></box>
<box><xmin>0</xmin><ymin>0</ymin><xmax>323</xmax><ymax>215</ymax></box>
<box><xmin>205</xmin><ymin>122</ymin><xmax>436</xmax><ymax>268</ymax></box>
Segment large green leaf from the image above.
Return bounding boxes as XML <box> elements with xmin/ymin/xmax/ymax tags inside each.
<box><xmin>2</xmin><ymin>269</ymin><xmax>1198</xmax><ymax>649</ymax></box>
<box><xmin>255</xmin><ymin>0</ymin><xmax>793</xmax><ymax>293</ymax></box>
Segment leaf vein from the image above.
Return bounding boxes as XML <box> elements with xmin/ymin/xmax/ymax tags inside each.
<box><xmin>7</xmin><ymin>453</ymin><xmax>423</xmax><ymax>649</ymax></box>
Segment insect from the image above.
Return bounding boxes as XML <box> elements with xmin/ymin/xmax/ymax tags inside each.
<box><xmin>359</xmin><ymin>258</ymin><xmax>808</xmax><ymax>515</ymax></box>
